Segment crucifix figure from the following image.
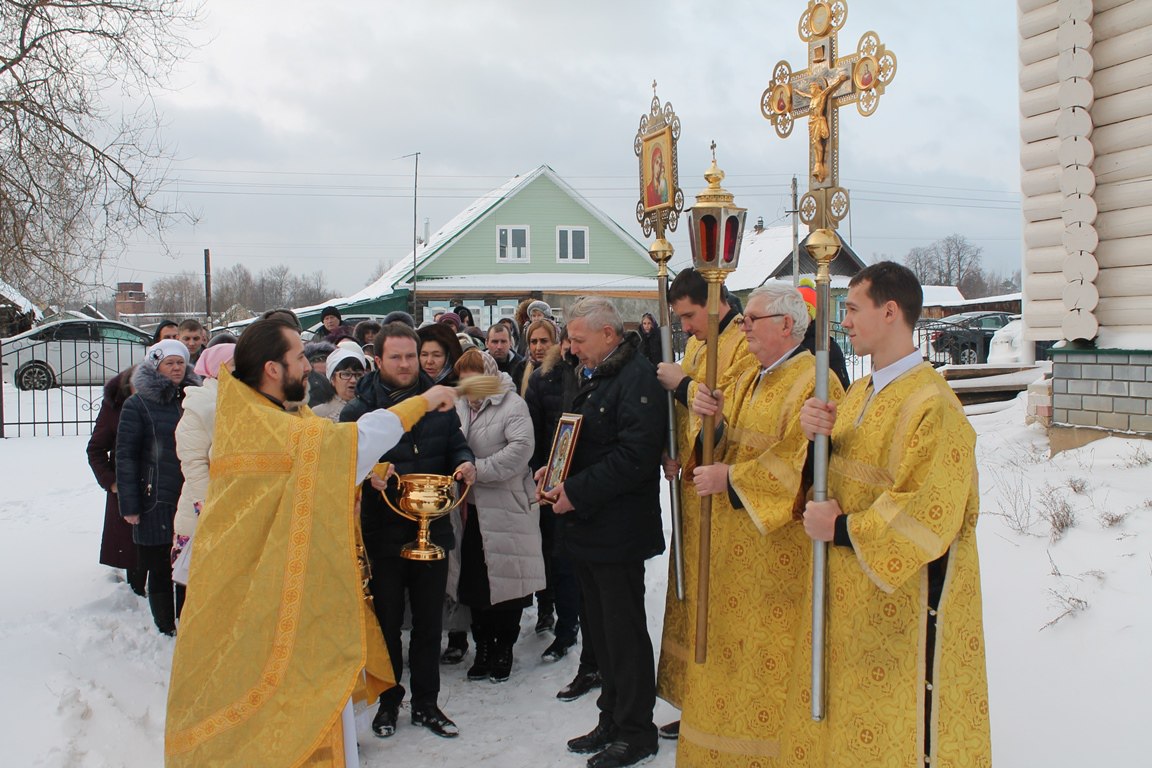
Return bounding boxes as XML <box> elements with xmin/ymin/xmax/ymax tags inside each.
<box><xmin>760</xmin><ymin>0</ymin><xmax>897</xmax><ymax>230</ymax></box>
<box><xmin>796</xmin><ymin>70</ymin><xmax>849</xmax><ymax>183</ymax></box>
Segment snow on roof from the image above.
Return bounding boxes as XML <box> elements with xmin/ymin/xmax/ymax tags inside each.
<box><xmin>1094</xmin><ymin>328</ymin><xmax>1152</xmax><ymax>351</ymax></box>
<box><xmin>921</xmin><ymin>285</ymin><xmax>966</xmax><ymax>304</ymax></box>
<box><xmin>726</xmin><ymin>225</ymin><xmax>796</xmax><ymax>292</ymax></box>
<box><xmin>0</xmin><ymin>277</ymin><xmax>42</xmax><ymax>319</ymax></box>
<box><xmin>935</xmin><ymin>291</ymin><xmax>1019</xmax><ymax>307</ymax></box>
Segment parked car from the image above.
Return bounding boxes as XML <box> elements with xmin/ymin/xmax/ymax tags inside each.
<box><xmin>987</xmin><ymin>316</ymin><xmax>1024</xmax><ymax>364</ymax></box>
<box><xmin>930</xmin><ymin>311</ymin><xmax>1015</xmax><ymax>365</ymax></box>
<box><xmin>1</xmin><ymin>319</ymin><xmax>152</xmax><ymax>390</ymax></box>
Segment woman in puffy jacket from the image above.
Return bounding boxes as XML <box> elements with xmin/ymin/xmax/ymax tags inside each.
<box><xmin>116</xmin><ymin>340</ymin><xmax>200</xmax><ymax>635</ymax></box>
<box><xmin>448</xmin><ymin>350</ymin><xmax>545</xmax><ymax>683</ymax></box>
<box><xmin>171</xmin><ymin>343</ymin><xmax>235</xmax><ymax>584</ymax></box>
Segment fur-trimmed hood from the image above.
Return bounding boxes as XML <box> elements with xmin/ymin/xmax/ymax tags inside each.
<box><xmin>303</xmin><ymin>339</ymin><xmax>336</xmax><ymax>362</ymax></box>
<box><xmin>130</xmin><ymin>363</ymin><xmax>200</xmax><ymax>405</ymax></box>
<box><xmin>587</xmin><ymin>330</ymin><xmax>643</xmax><ymax>380</ymax></box>
<box><xmin>539</xmin><ymin>343</ymin><xmax>579</xmax><ymax>376</ymax></box>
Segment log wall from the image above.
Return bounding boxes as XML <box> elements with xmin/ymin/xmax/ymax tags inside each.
<box><xmin>1019</xmin><ymin>0</ymin><xmax>1152</xmax><ymax>345</ymax></box>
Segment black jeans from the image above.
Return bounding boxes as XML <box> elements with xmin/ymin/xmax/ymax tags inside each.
<box><xmin>371</xmin><ymin>555</ymin><xmax>449</xmax><ymax>710</ymax></box>
<box><xmin>136</xmin><ymin>544</ymin><xmax>184</xmax><ymax>633</ymax></box>
<box><xmin>575</xmin><ymin>559</ymin><xmax>657</xmax><ymax>748</ymax></box>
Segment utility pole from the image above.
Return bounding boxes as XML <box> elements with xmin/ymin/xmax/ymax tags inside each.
<box><xmin>402</xmin><ymin>152</ymin><xmax>421</xmax><ymax>318</ymax></box>
<box><xmin>790</xmin><ymin>175</ymin><xmax>800</xmax><ymax>286</ymax></box>
<box><xmin>203</xmin><ymin>248</ymin><xmax>212</xmax><ymax>324</ymax></box>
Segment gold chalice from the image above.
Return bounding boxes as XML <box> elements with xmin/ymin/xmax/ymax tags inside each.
<box><xmin>379</xmin><ymin>471</ymin><xmax>470</xmax><ymax>561</ymax></box>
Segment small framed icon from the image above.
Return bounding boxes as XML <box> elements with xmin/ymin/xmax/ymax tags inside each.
<box><xmin>539</xmin><ymin>413</ymin><xmax>583</xmax><ymax>496</ymax></box>
<box><xmin>853</xmin><ymin>56</ymin><xmax>878</xmax><ymax>90</ymax></box>
<box><xmin>769</xmin><ymin>83</ymin><xmax>792</xmax><ymax>115</ymax></box>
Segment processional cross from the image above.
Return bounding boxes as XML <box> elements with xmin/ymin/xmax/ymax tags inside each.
<box><xmin>760</xmin><ymin>0</ymin><xmax>897</xmax><ymax>722</ymax></box>
<box><xmin>761</xmin><ymin>0</ymin><xmax>896</xmax><ymax>233</ymax></box>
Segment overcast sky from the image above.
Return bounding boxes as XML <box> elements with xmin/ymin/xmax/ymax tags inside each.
<box><xmin>107</xmin><ymin>0</ymin><xmax>1022</xmax><ymax>299</ymax></box>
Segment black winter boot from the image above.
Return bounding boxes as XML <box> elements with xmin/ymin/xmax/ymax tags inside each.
<box><xmin>467</xmin><ymin>639</ymin><xmax>492</xmax><ymax>681</ymax></box>
<box><xmin>489</xmin><ymin>642</ymin><xmax>514</xmax><ymax>682</ymax></box>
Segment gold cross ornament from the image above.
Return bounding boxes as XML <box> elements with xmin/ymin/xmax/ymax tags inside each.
<box><xmin>760</xmin><ymin>0</ymin><xmax>896</xmax><ymax>232</ymax></box>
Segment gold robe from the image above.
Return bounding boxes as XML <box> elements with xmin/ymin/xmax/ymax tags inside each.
<box><xmin>676</xmin><ymin>351</ymin><xmax>840</xmax><ymax>767</ymax></box>
<box><xmin>784</xmin><ymin>363</ymin><xmax>991</xmax><ymax>767</ymax></box>
<box><xmin>658</xmin><ymin>316</ymin><xmax>756</xmax><ymax>708</ymax></box>
<box><xmin>165</xmin><ymin>369</ymin><xmax>425</xmax><ymax>767</ymax></box>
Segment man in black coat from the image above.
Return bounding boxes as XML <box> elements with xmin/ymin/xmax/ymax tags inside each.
<box><xmin>540</xmin><ymin>297</ymin><xmax>666</xmax><ymax>768</ymax></box>
<box><xmin>340</xmin><ymin>323</ymin><xmax>476</xmax><ymax>740</ymax></box>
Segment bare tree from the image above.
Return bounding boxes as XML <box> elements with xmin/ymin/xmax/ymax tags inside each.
<box><xmin>0</xmin><ymin>1</ymin><xmax>201</xmax><ymax>303</ymax></box>
<box><xmin>904</xmin><ymin>234</ymin><xmax>985</xmax><ymax>294</ymax></box>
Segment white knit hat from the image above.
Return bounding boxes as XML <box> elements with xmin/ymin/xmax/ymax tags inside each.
<box><xmin>145</xmin><ymin>339</ymin><xmax>189</xmax><ymax>369</ymax></box>
<box><xmin>326</xmin><ymin>346</ymin><xmax>367</xmax><ymax>377</ymax></box>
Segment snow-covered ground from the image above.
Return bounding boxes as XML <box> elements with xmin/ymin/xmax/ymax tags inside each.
<box><xmin>0</xmin><ymin>394</ymin><xmax>1148</xmax><ymax>766</ymax></box>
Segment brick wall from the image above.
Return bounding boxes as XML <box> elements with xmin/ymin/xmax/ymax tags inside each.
<box><xmin>1050</xmin><ymin>349</ymin><xmax>1152</xmax><ymax>433</ymax></box>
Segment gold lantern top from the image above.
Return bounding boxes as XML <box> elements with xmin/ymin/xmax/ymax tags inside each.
<box><xmin>687</xmin><ymin>142</ymin><xmax>747</xmax><ymax>273</ymax></box>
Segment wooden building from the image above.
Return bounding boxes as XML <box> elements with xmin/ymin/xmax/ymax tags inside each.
<box><xmin>1018</xmin><ymin>0</ymin><xmax>1152</xmax><ymax>438</ymax></box>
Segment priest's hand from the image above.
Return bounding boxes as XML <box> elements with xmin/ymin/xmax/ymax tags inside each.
<box><xmin>800</xmin><ymin>397</ymin><xmax>837</xmax><ymax>440</ymax></box>
<box><xmin>543</xmin><ymin>482</ymin><xmax>574</xmax><ymax>514</ymax></box>
<box><xmin>656</xmin><ymin>362</ymin><xmax>685</xmax><ymax>392</ymax></box>
<box><xmin>424</xmin><ymin>385</ymin><xmax>457</xmax><ymax>412</ymax></box>
<box><xmin>453</xmin><ymin>461</ymin><xmax>477</xmax><ymax>486</ymax></box>
<box><xmin>692</xmin><ymin>386</ymin><xmax>724</xmax><ymax>421</ymax></box>
<box><xmin>662</xmin><ymin>452</ymin><xmax>680</xmax><ymax>481</ymax></box>
<box><xmin>803</xmin><ymin>499</ymin><xmax>842</xmax><ymax>542</ymax></box>
<box><xmin>692</xmin><ymin>463</ymin><xmax>729</xmax><ymax>496</ymax></box>
<box><xmin>123</xmin><ymin>514</ymin><xmax>140</xmax><ymax>525</ymax></box>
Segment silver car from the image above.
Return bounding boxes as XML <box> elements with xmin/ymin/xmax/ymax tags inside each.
<box><xmin>1</xmin><ymin>319</ymin><xmax>152</xmax><ymax>390</ymax></box>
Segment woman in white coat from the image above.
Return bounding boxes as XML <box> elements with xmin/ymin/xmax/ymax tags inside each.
<box><xmin>171</xmin><ymin>343</ymin><xmax>235</xmax><ymax>584</ymax></box>
<box><xmin>449</xmin><ymin>349</ymin><xmax>546</xmax><ymax>683</ymax></box>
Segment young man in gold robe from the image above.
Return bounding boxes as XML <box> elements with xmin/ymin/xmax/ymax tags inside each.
<box><xmin>654</xmin><ymin>268</ymin><xmax>756</xmax><ymax>740</ymax></box>
<box><xmin>799</xmin><ymin>262</ymin><xmax>991</xmax><ymax>767</ymax></box>
<box><xmin>165</xmin><ymin>319</ymin><xmax>458</xmax><ymax>768</ymax></box>
<box><xmin>681</xmin><ymin>282</ymin><xmax>843</xmax><ymax>766</ymax></box>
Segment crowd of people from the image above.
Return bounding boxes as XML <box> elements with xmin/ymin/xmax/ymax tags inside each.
<box><xmin>85</xmin><ymin>269</ymin><xmax>990</xmax><ymax>768</ymax></box>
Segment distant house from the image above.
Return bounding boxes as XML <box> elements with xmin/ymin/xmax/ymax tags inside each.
<box><xmin>0</xmin><ymin>278</ymin><xmax>41</xmax><ymax>337</ymax></box>
<box><xmin>296</xmin><ymin>165</ymin><xmax>660</xmax><ymax>329</ymax></box>
<box><xmin>727</xmin><ymin>222</ymin><xmax>868</xmax><ymax>321</ymax></box>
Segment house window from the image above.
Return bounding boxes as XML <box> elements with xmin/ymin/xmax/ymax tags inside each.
<box><xmin>557</xmin><ymin>227</ymin><xmax>589</xmax><ymax>263</ymax></box>
<box><xmin>497</xmin><ymin>226</ymin><xmax>530</xmax><ymax>262</ymax></box>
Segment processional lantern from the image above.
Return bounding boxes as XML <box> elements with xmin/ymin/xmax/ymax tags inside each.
<box><xmin>685</xmin><ymin>143</ymin><xmax>745</xmax><ymax>665</ymax></box>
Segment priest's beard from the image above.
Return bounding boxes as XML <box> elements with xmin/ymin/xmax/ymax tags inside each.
<box><xmin>283</xmin><ymin>372</ymin><xmax>309</xmax><ymax>405</ymax></box>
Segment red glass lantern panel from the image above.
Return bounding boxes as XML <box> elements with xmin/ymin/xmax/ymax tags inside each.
<box><xmin>697</xmin><ymin>214</ymin><xmax>718</xmax><ymax>263</ymax></box>
<box><xmin>723</xmin><ymin>215</ymin><xmax>741</xmax><ymax>263</ymax></box>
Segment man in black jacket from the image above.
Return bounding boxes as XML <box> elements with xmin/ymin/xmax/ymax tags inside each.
<box><xmin>540</xmin><ymin>297</ymin><xmax>666</xmax><ymax>768</ymax></box>
<box><xmin>340</xmin><ymin>323</ymin><xmax>476</xmax><ymax>740</ymax></box>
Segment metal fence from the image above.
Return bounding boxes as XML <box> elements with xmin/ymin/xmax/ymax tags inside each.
<box><xmin>1</xmin><ymin>337</ymin><xmax>146</xmax><ymax>437</ymax></box>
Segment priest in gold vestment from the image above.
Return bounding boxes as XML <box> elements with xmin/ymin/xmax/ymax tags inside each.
<box><xmin>799</xmin><ymin>263</ymin><xmax>991</xmax><ymax>767</ymax></box>
<box><xmin>654</xmin><ymin>269</ymin><xmax>756</xmax><ymax>736</ymax></box>
<box><xmin>165</xmin><ymin>319</ymin><xmax>458</xmax><ymax>768</ymax></box>
<box><xmin>679</xmin><ymin>283</ymin><xmax>843</xmax><ymax>767</ymax></box>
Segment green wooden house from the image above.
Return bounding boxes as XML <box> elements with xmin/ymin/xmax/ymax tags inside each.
<box><xmin>296</xmin><ymin>165</ymin><xmax>659</xmax><ymax>329</ymax></box>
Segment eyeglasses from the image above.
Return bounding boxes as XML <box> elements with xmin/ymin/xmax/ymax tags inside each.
<box><xmin>335</xmin><ymin>370</ymin><xmax>365</xmax><ymax>381</ymax></box>
<box><xmin>739</xmin><ymin>313</ymin><xmax>787</xmax><ymax>327</ymax></box>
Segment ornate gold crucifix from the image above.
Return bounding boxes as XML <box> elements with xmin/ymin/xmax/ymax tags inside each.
<box><xmin>761</xmin><ymin>0</ymin><xmax>897</xmax><ymax>232</ymax></box>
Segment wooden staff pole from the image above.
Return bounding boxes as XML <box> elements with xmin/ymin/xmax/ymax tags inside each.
<box><xmin>694</xmin><ymin>272</ymin><xmax>722</xmax><ymax>663</ymax></box>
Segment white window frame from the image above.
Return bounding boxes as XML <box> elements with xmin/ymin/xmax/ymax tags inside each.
<box><xmin>497</xmin><ymin>225</ymin><xmax>531</xmax><ymax>263</ymax></box>
<box><xmin>556</xmin><ymin>226</ymin><xmax>590</xmax><ymax>264</ymax></box>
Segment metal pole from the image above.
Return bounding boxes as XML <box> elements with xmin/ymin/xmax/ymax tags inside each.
<box><xmin>651</xmin><ymin>231</ymin><xmax>684</xmax><ymax>601</ymax></box>
<box><xmin>807</xmin><ymin>228</ymin><xmax>840</xmax><ymax>721</ymax></box>
<box><xmin>403</xmin><ymin>152</ymin><xmax>421</xmax><ymax>318</ymax></box>
<box><xmin>203</xmin><ymin>248</ymin><xmax>212</xmax><ymax>324</ymax></box>
<box><xmin>694</xmin><ymin>275</ymin><xmax>722</xmax><ymax>664</ymax></box>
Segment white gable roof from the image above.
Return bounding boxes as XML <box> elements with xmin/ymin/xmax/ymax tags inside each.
<box><xmin>296</xmin><ymin>165</ymin><xmax>649</xmax><ymax>314</ymax></box>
